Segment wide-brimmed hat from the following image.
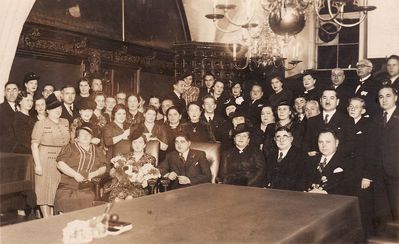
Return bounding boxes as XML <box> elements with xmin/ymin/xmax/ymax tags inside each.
<box><xmin>23</xmin><ymin>72</ymin><xmax>40</xmax><ymax>83</ymax></box>
<box><xmin>232</xmin><ymin>123</ymin><xmax>252</xmax><ymax>137</ymax></box>
<box><xmin>46</xmin><ymin>93</ymin><xmax>63</xmax><ymax>110</ymax></box>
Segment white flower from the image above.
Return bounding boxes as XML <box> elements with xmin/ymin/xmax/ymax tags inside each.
<box><xmin>235</xmin><ymin>96</ymin><xmax>244</xmax><ymax>105</ymax></box>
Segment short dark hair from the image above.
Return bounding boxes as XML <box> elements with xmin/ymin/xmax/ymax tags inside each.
<box><xmin>111</xmin><ymin>104</ymin><xmax>127</xmax><ymax>121</ymax></box>
<box><xmin>166</xmin><ymin>106</ymin><xmax>181</xmax><ymax>116</ymax></box>
<box><xmin>77</xmin><ymin>77</ymin><xmax>90</xmax><ymax>86</ymax></box>
<box><xmin>4</xmin><ymin>81</ymin><xmax>20</xmax><ymax>90</ymax></box>
<box><xmin>203</xmin><ymin>73</ymin><xmax>215</xmax><ymax>80</ymax></box>
<box><xmin>319</xmin><ymin>128</ymin><xmax>339</xmax><ymax>141</ymax></box>
<box><xmin>42</xmin><ymin>83</ymin><xmax>55</xmax><ymax>91</ymax></box>
<box><xmin>15</xmin><ymin>90</ymin><xmax>31</xmax><ymax>106</ymax></box>
<box><xmin>387</xmin><ymin>54</ymin><xmax>399</xmax><ymax>63</ymax></box>
<box><xmin>275</xmin><ymin>126</ymin><xmax>293</xmax><ymax>137</ymax></box>
<box><xmin>321</xmin><ymin>88</ymin><xmax>339</xmax><ymax>99</ymax></box>
<box><xmin>379</xmin><ymin>84</ymin><xmax>398</xmax><ymax>96</ymax></box>
<box><xmin>61</xmin><ymin>84</ymin><xmax>75</xmax><ymax>91</ymax></box>
<box><xmin>202</xmin><ymin>94</ymin><xmax>216</xmax><ymax>104</ymax></box>
<box><xmin>144</xmin><ymin>105</ymin><xmax>158</xmax><ymax>114</ymax></box>
<box><xmin>127</xmin><ymin>93</ymin><xmax>141</xmax><ymax>103</ymax></box>
<box><xmin>174</xmin><ymin>132</ymin><xmax>191</xmax><ymax>142</ymax></box>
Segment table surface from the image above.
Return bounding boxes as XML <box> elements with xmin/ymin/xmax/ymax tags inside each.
<box><xmin>0</xmin><ymin>184</ymin><xmax>362</xmax><ymax>243</ymax></box>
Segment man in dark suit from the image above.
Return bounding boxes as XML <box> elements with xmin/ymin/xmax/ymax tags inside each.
<box><xmin>305</xmin><ymin>129</ymin><xmax>353</xmax><ymax>196</ymax></box>
<box><xmin>369</xmin><ymin>86</ymin><xmax>399</xmax><ymax>224</ymax></box>
<box><xmin>383</xmin><ymin>55</ymin><xmax>399</xmax><ymax>105</ymax></box>
<box><xmin>166</xmin><ymin>79</ymin><xmax>186</xmax><ymax>119</ymax></box>
<box><xmin>243</xmin><ymin>83</ymin><xmax>266</xmax><ymax>123</ymax></box>
<box><xmin>60</xmin><ymin>85</ymin><xmax>79</xmax><ymax>124</ymax></box>
<box><xmin>198</xmin><ymin>73</ymin><xmax>215</xmax><ymax>100</ymax></box>
<box><xmin>330</xmin><ymin>68</ymin><xmax>355</xmax><ymax>113</ymax></box>
<box><xmin>266</xmin><ymin>127</ymin><xmax>305</xmax><ymax>191</ymax></box>
<box><xmin>0</xmin><ymin>82</ymin><xmax>19</xmax><ymax>152</ymax></box>
<box><xmin>355</xmin><ymin>59</ymin><xmax>382</xmax><ymax>118</ymax></box>
<box><xmin>220</xmin><ymin>123</ymin><xmax>265</xmax><ymax>187</ymax></box>
<box><xmin>200</xmin><ymin>95</ymin><xmax>225</xmax><ymax>141</ymax></box>
<box><xmin>158</xmin><ymin>132</ymin><xmax>211</xmax><ymax>190</ymax></box>
<box><xmin>304</xmin><ymin>89</ymin><xmax>355</xmax><ymax>157</ymax></box>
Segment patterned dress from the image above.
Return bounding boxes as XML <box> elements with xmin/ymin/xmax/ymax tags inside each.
<box><xmin>55</xmin><ymin>142</ymin><xmax>106</xmax><ymax>212</ymax></box>
<box><xmin>106</xmin><ymin>153</ymin><xmax>156</xmax><ymax>201</ymax></box>
<box><xmin>31</xmin><ymin>118</ymin><xmax>70</xmax><ymax>205</ymax></box>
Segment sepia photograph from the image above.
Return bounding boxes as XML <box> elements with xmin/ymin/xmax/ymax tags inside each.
<box><xmin>0</xmin><ymin>0</ymin><xmax>398</xmax><ymax>243</ymax></box>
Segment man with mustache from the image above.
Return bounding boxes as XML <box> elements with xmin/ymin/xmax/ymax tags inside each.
<box><xmin>303</xmin><ymin>88</ymin><xmax>355</xmax><ymax>157</ymax></box>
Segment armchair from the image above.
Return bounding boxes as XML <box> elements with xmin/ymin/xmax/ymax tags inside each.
<box><xmin>190</xmin><ymin>142</ymin><xmax>221</xmax><ymax>183</ymax></box>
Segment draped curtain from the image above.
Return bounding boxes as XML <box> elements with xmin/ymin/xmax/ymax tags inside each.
<box><xmin>0</xmin><ymin>0</ymin><xmax>35</xmax><ymax>103</ymax></box>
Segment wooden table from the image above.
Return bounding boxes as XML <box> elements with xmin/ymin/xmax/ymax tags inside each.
<box><xmin>0</xmin><ymin>184</ymin><xmax>363</xmax><ymax>243</ymax></box>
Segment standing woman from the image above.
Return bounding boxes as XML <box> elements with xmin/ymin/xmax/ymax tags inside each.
<box><xmin>103</xmin><ymin>104</ymin><xmax>131</xmax><ymax>161</ymax></box>
<box><xmin>33</xmin><ymin>97</ymin><xmax>47</xmax><ymax>121</ymax></box>
<box><xmin>13</xmin><ymin>91</ymin><xmax>35</xmax><ymax>153</ymax></box>
<box><xmin>165</xmin><ymin>106</ymin><xmax>185</xmax><ymax>151</ymax></box>
<box><xmin>268</xmin><ymin>76</ymin><xmax>293</xmax><ymax>108</ymax></box>
<box><xmin>31</xmin><ymin>93</ymin><xmax>70</xmax><ymax>218</ymax></box>
<box><xmin>211</xmin><ymin>80</ymin><xmax>228</xmax><ymax>117</ymax></box>
<box><xmin>126</xmin><ymin>94</ymin><xmax>144</xmax><ymax>127</ymax></box>
<box><xmin>92</xmin><ymin>92</ymin><xmax>107</xmax><ymax>128</ymax></box>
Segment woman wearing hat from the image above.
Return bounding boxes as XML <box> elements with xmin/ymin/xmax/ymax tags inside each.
<box><xmin>70</xmin><ymin>99</ymin><xmax>101</xmax><ymax>145</ymax></box>
<box><xmin>54</xmin><ymin>123</ymin><xmax>106</xmax><ymax>212</ymax></box>
<box><xmin>12</xmin><ymin>91</ymin><xmax>35</xmax><ymax>153</ymax></box>
<box><xmin>23</xmin><ymin>72</ymin><xmax>39</xmax><ymax>97</ymax></box>
<box><xmin>106</xmin><ymin>129</ymin><xmax>156</xmax><ymax>201</ymax></box>
<box><xmin>31</xmin><ymin>93</ymin><xmax>70</xmax><ymax>218</ymax></box>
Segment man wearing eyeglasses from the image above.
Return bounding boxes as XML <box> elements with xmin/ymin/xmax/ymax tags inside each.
<box><xmin>265</xmin><ymin>127</ymin><xmax>305</xmax><ymax>191</ymax></box>
<box><xmin>330</xmin><ymin>68</ymin><xmax>354</xmax><ymax>113</ymax></box>
<box><xmin>355</xmin><ymin>59</ymin><xmax>382</xmax><ymax>117</ymax></box>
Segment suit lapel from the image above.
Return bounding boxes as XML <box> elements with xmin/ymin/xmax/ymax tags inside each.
<box><xmin>385</xmin><ymin>108</ymin><xmax>399</xmax><ymax>130</ymax></box>
<box><xmin>185</xmin><ymin>150</ymin><xmax>196</xmax><ymax>169</ymax></box>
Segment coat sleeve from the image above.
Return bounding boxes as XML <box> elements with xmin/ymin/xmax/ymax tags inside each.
<box><xmin>247</xmin><ymin>149</ymin><xmax>266</xmax><ymax>187</ymax></box>
<box><xmin>189</xmin><ymin>151</ymin><xmax>212</xmax><ymax>185</ymax></box>
<box><xmin>157</xmin><ymin>153</ymin><xmax>171</xmax><ymax>176</ymax></box>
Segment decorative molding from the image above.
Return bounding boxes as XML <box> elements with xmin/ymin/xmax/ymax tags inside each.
<box><xmin>17</xmin><ymin>23</ymin><xmax>174</xmax><ymax>75</ymax></box>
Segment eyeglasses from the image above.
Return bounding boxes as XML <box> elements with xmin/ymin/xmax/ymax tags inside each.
<box><xmin>274</xmin><ymin>135</ymin><xmax>292</xmax><ymax>141</ymax></box>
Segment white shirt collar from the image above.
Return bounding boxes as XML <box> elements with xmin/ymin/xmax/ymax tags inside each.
<box><xmin>354</xmin><ymin>117</ymin><xmax>362</xmax><ymax>124</ymax></box>
<box><xmin>385</xmin><ymin>106</ymin><xmax>397</xmax><ymax>122</ymax></box>
<box><xmin>7</xmin><ymin>101</ymin><xmax>16</xmax><ymax>111</ymax></box>
<box><xmin>64</xmin><ymin>102</ymin><xmax>73</xmax><ymax>110</ymax></box>
<box><xmin>174</xmin><ymin>90</ymin><xmax>181</xmax><ymax>99</ymax></box>
<box><xmin>204</xmin><ymin>113</ymin><xmax>214</xmax><ymax>121</ymax></box>
<box><xmin>322</xmin><ymin>109</ymin><xmax>336</xmax><ymax>122</ymax></box>
<box><xmin>360</xmin><ymin>74</ymin><xmax>371</xmax><ymax>82</ymax></box>
<box><xmin>321</xmin><ymin>152</ymin><xmax>335</xmax><ymax>165</ymax></box>
<box><xmin>180</xmin><ymin>150</ymin><xmax>189</xmax><ymax>161</ymax></box>
<box><xmin>390</xmin><ymin>74</ymin><xmax>399</xmax><ymax>84</ymax></box>
<box><xmin>278</xmin><ymin>147</ymin><xmax>291</xmax><ymax>159</ymax></box>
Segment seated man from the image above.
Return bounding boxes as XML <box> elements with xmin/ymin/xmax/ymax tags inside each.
<box><xmin>158</xmin><ymin>132</ymin><xmax>211</xmax><ymax>189</ymax></box>
<box><xmin>305</xmin><ymin>128</ymin><xmax>353</xmax><ymax>195</ymax></box>
<box><xmin>266</xmin><ymin>127</ymin><xmax>305</xmax><ymax>191</ymax></box>
<box><xmin>220</xmin><ymin>123</ymin><xmax>265</xmax><ymax>187</ymax></box>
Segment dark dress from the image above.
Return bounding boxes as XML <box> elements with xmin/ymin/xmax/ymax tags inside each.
<box><xmin>0</xmin><ymin>102</ymin><xmax>17</xmax><ymax>152</ymax></box>
<box><xmin>126</xmin><ymin>111</ymin><xmax>144</xmax><ymax>127</ymax></box>
<box><xmin>107</xmin><ymin>153</ymin><xmax>156</xmax><ymax>201</ymax></box>
<box><xmin>103</xmin><ymin>122</ymin><xmax>131</xmax><ymax>161</ymax></box>
<box><xmin>55</xmin><ymin>142</ymin><xmax>106</xmax><ymax>212</ymax></box>
<box><xmin>181</xmin><ymin>121</ymin><xmax>213</xmax><ymax>142</ymax></box>
<box><xmin>12</xmin><ymin>112</ymin><xmax>36</xmax><ymax>153</ymax></box>
<box><xmin>268</xmin><ymin>89</ymin><xmax>293</xmax><ymax>108</ymax></box>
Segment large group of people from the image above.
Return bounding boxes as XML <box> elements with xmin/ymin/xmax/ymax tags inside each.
<box><xmin>0</xmin><ymin>55</ymin><xmax>398</xmax><ymax>239</ymax></box>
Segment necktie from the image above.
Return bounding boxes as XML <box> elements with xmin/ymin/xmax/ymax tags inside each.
<box><xmin>14</xmin><ymin>104</ymin><xmax>18</xmax><ymax>112</ymax></box>
<box><xmin>179</xmin><ymin>153</ymin><xmax>185</xmax><ymax>163</ymax></box>
<box><xmin>277</xmin><ymin>152</ymin><xmax>283</xmax><ymax>163</ymax></box>
<box><xmin>318</xmin><ymin>157</ymin><xmax>327</xmax><ymax>173</ymax></box>
<box><xmin>324</xmin><ymin>114</ymin><xmax>329</xmax><ymax>124</ymax></box>
<box><xmin>69</xmin><ymin>105</ymin><xmax>73</xmax><ymax>116</ymax></box>
<box><xmin>383</xmin><ymin>111</ymin><xmax>388</xmax><ymax>127</ymax></box>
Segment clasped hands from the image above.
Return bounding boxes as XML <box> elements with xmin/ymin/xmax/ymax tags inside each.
<box><xmin>307</xmin><ymin>184</ymin><xmax>328</xmax><ymax>194</ymax></box>
<box><xmin>73</xmin><ymin>172</ymin><xmax>97</xmax><ymax>183</ymax></box>
<box><xmin>163</xmin><ymin>171</ymin><xmax>191</xmax><ymax>185</ymax></box>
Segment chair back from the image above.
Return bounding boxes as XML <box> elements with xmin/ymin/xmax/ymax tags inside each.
<box><xmin>145</xmin><ymin>140</ymin><xmax>160</xmax><ymax>166</ymax></box>
<box><xmin>190</xmin><ymin>142</ymin><xmax>221</xmax><ymax>183</ymax></box>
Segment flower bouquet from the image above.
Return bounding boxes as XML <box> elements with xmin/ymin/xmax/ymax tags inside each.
<box><xmin>110</xmin><ymin>155</ymin><xmax>161</xmax><ymax>188</ymax></box>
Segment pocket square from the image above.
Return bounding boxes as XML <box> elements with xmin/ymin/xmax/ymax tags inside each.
<box><xmin>257</xmin><ymin>104</ymin><xmax>263</xmax><ymax>107</ymax></box>
<box><xmin>356</xmin><ymin>131</ymin><xmax>363</xmax><ymax>134</ymax></box>
<box><xmin>333</xmin><ymin>167</ymin><xmax>343</xmax><ymax>173</ymax></box>
<box><xmin>361</xmin><ymin>91</ymin><xmax>368</xmax><ymax>96</ymax></box>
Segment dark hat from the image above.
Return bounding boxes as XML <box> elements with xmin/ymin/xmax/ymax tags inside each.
<box><xmin>23</xmin><ymin>72</ymin><xmax>40</xmax><ymax>83</ymax></box>
<box><xmin>276</xmin><ymin>100</ymin><xmax>291</xmax><ymax>108</ymax></box>
<box><xmin>232</xmin><ymin>123</ymin><xmax>252</xmax><ymax>137</ymax></box>
<box><xmin>130</xmin><ymin>126</ymin><xmax>145</xmax><ymax>141</ymax></box>
<box><xmin>77</xmin><ymin>122</ymin><xmax>94</xmax><ymax>136</ymax></box>
<box><xmin>230</xmin><ymin>80</ymin><xmax>242</xmax><ymax>88</ymax></box>
<box><xmin>224</xmin><ymin>100</ymin><xmax>237</xmax><ymax>110</ymax></box>
<box><xmin>46</xmin><ymin>93</ymin><xmax>63</xmax><ymax>110</ymax></box>
<box><xmin>230</xmin><ymin>110</ymin><xmax>246</xmax><ymax>119</ymax></box>
<box><xmin>76</xmin><ymin>99</ymin><xmax>96</xmax><ymax>111</ymax></box>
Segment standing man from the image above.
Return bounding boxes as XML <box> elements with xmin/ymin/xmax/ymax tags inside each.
<box><xmin>199</xmin><ymin>73</ymin><xmax>215</xmax><ymax>100</ymax></box>
<box><xmin>294</xmin><ymin>95</ymin><xmax>307</xmax><ymax>124</ymax></box>
<box><xmin>383</xmin><ymin>55</ymin><xmax>399</xmax><ymax>98</ymax></box>
<box><xmin>304</xmin><ymin>89</ymin><xmax>354</xmax><ymax>157</ymax></box>
<box><xmin>369</xmin><ymin>85</ymin><xmax>399</xmax><ymax>226</ymax></box>
<box><xmin>200</xmin><ymin>95</ymin><xmax>225</xmax><ymax>142</ymax></box>
<box><xmin>42</xmin><ymin>83</ymin><xmax>55</xmax><ymax>99</ymax></box>
<box><xmin>167</xmin><ymin>79</ymin><xmax>187</xmax><ymax>118</ymax></box>
<box><xmin>0</xmin><ymin>82</ymin><xmax>19</xmax><ymax>152</ymax></box>
<box><xmin>220</xmin><ymin>123</ymin><xmax>265</xmax><ymax>187</ymax></box>
<box><xmin>355</xmin><ymin>59</ymin><xmax>381</xmax><ymax>117</ymax></box>
<box><xmin>330</xmin><ymin>68</ymin><xmax>354</xmax><ymax>113</ymax></box>
<box><xmin>244</xmin><ymin>83</ymin><xmax>265</xmax><ymax>123</ymax></box>
<box><xmin>115</xmin><ymin>91</ymin><xmax>127</xmax><ymax>105</ymax></box>
<box><xmin>60</xmin><ymin>85</ymin><xmax>78</xmax><ymax>124</ymax></box>
<box><xmin>158</xmin><ymin>132</ymin><xmax>211</xmax><ymax>190</ymax></box>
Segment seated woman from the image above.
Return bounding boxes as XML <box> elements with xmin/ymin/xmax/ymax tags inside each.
<box><xmin>55</xmin><ymin>123</ymin><xmax>106</xmax><ymax>213</ymax></box>
<box><xmin>251</xmin><ymin>105</ymin><xmax>276</xmax><ymax>151</ymax></box>
<box><xmin>165</xmin><ymin>106</ymin><xmax>185</xmax><ymax>152</ymax></box>
<box><xmin>107</xmin><ymin>130</ymin><xmax>157</xmax><ymax>201</ymax></box>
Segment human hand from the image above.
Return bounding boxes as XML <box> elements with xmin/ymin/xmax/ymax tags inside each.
<box><xmin>307</xmin><ymin>185</ymin><xmax>327</xmax><ymax>194</ymax></box>
<box><xmin>361</xmin><ymin>178</ymin><xmax>371</xmax><ymax>189</ymax></box>
<box><xmin>91</xmin><ymin>137</ymin><xmax>101</xmax><ymax>145</ymax></box>
<box><xmin>74</xmin><ymin>173</ymin><xmax>86</xmax><ymax>183</ymax></box>
<box><xmin>167</xmin><ymin>171</ymin><xmax>178</xmax><ymax>181</ymax></box>
<box><xmin>308</xmin><ymin>151</ymin><xmax>318</xmax><ymax>157</ymax></box>
<box><xmin>88</xmin><ymin>172</ymin><xmax>97</xmax><ymax>181</ymax></box>
<box><xmin>178</xmin><ymin>176</ymin><xmax>191</xmax><ymax>185</ymax></box>
<box><xmin>35</xmin><ymin>164</ymin><xmax>43</xmax><ymax>176</ymax></box>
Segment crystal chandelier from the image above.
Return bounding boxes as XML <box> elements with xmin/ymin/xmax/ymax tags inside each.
<box><xmin>205</xmin><ymin>0</ymin><xmax>376</xmax><ymax>70</ymax></box>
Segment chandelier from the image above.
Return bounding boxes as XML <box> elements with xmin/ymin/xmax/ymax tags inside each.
<box><xmin>205</xmin><ymin>0</ymin><xmax>376</xmax><ymax>70</ymax></box>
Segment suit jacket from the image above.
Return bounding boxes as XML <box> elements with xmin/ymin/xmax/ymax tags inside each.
<box><xmin>369</xmin><ymin>107</ymin><xmax>399</xmax><ymax>177</ymax></box>
<box><xmin>60</xmin><ymin>103</ymin><xmax>79</xmax><ymax>125</ymax></box>
<box><xmin>305</xmin><ymin>153</ymin><xmax>352</xmax><ymax>195</ymax></box>
<box><xmin>220</xmin><ymin>145</ymin><xmax>266</xmax><ymax>187</ymax></box>
<box><xmin>198</xmin><ymin>87</ymin><xmax>211</xmax><ymax>101</ymax></box>
<box><xmin>243</xmin><ymin>97</ymin><xmax>267</xmax><ymax>123</ymax></box>
<box><xmin>0</xmin><ymin>102</ymin><xmax>17</xmax><ymax>152</ymax></box>
<box><xmin>158</xmin><ymin>149</ymin><xmax>211</xmax><ymax>189</ymax></box>
<box><xmin>200</xmin><ymin>113</ymin><xmax>225</xmax><ymax>142</ymax></box>
<box><xmin>332</xmin><ymin>83</ymin><xmax>355</xmax><ymax>114</ymax></box>
<box><xmin>355</xmin><ymin>75</ymin><xmax>382</xmax><ymax>117</ymax></box>
<box><xmin>304</xmin><ymin>111</ymin><xmax>355</xmax><ymax>156</ymax></box>
<box><xmin>266</xmin><ymin>146</ymin><xmax>305</xmax><ymax>191</ymax></box>
<box><xmin>166</xmin><ymin>91</ymin><xmax>187</xmax><ymax>118</ymax></box>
